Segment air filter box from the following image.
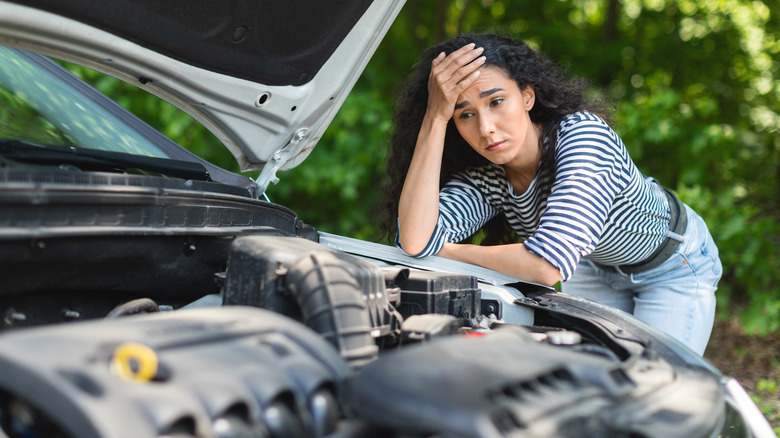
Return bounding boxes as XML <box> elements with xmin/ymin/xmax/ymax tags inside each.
<box><xmin>223</xmin><ymin>235</ymin><xmax>397</xmax><ymax>366</ymax></box>
<box><xmin>392</xmin><ymin>271</ymin><xmax>480</xmax><ymax>320</ymax></box>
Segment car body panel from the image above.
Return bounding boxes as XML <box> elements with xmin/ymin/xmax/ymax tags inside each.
<box><xmin>0</xmin><ymin>0</ymin><xmax>405</xmax><ymax>192</ymax></box>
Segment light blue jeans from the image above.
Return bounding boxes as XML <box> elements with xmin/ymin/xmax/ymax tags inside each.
<box><xmin>561</xmin><ymin>204</ymin><xmax>722</xmax><ymax>356</ymax></box>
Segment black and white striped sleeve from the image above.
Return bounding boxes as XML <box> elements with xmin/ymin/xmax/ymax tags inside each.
<box><xmin>396</xmin><ymin>176</ymin><xmax>497</xmax><ymax>258</ymax></box>
<box><xmin>524</xmin><ymin>114</ymin><xmax>631</xmax><ymax>280</ymax></box>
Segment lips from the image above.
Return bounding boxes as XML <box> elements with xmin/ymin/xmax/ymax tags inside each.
<box><xmin>486</xmin><ymin>141</ymin><xmax>505</xmax><ymax>152</ymax></box>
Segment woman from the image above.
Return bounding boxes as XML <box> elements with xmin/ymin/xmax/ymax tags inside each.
<box><xmin>379</xmin><ymin>33</ymin><xmax>722</xmax><ymax>355</ymax></box>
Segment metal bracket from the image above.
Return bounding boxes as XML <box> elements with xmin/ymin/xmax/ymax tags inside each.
<box><xmin>253</xmin><ymin>128</ymin><xmax>308</xmax><ymax>198</ymax></box>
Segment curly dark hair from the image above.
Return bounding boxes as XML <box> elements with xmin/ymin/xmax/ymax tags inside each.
<box><xmin>378</xmin><ymin>33</ymin><xmax>611</xmax><ymax>246</ymax></box>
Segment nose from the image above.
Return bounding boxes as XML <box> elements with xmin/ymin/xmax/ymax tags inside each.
<box><xmin>479</xmin><ymin>113</ymin><xmax>495</xmax><ymax>137</ymax></box>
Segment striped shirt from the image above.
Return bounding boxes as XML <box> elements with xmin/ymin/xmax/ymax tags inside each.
<box><xmin>397</xmin><ymin>111</ymin><xmax>671</xmax><ymax>281</ymax></box>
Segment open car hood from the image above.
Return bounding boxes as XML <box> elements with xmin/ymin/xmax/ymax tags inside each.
<box><xmin>0</xmin><ymin>0</ymin><xmax>405</xmax><ymax>193</ymax></box>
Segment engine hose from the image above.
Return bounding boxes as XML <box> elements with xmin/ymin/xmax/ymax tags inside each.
<box><xmin>286</xmin><ymin>251</ymin><xmax>378</xmax><ymax>368</ymax></box>
<box><xmin>105</xmin><ymin>298</ymin><xmax>160</xmax><ymax>319</ymax></box>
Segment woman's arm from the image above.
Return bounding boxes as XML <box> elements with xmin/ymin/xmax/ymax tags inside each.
<box><xmin>439</xmin><ymin>242</ymin><xmax>563</xmax><ymax>286</ymax></box>
<box><xmin>397</xmin><ymin>44</ymin><xmax>485</xmax><ymax>255</ymax></box>
<box><xmin>397</xmin><ymin>114</ymin><xmax>448</xmax><ymax>255</ymax></box>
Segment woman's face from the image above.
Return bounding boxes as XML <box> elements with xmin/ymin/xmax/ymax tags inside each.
<box><xmin>452</xmin><ymin>66</ymin><xmax>538</xmax><ymax>171</ymax></box>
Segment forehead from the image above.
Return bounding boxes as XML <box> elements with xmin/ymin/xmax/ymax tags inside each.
<box><xmin>457</xmin><ymin>66</ymin><xmax>520</xmax><ymax>101</ymax></box>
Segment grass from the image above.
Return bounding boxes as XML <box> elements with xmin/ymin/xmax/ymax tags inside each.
<box><xmin>703</xmin><ymin>316</ymin><xmax>780</xmax><ymax>434</ymax></box>
<box><xmin>750</xmin><ymin>379</ymin><xmax>780</xmax><ymax>435</ymax></box>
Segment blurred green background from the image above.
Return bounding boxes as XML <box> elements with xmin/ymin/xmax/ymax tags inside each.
<box><xmin>72</xmin><ymin>0</ymin><xmax>780</xmax><ymax>335</ymax></box>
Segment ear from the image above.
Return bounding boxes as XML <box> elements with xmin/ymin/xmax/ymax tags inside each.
<box><xmin>522</xmin><ymin>85</ymin><xmax>535</xmax><ymax>110</ymax></box>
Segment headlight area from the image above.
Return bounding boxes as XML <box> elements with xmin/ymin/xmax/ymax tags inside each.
<box><xmin>723</xmin><ymin>378</ymin><xmax>778</xmax><ymax>438</ymax></box>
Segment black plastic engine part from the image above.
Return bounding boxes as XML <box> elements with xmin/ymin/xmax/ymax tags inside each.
<box><xmin>400</xmin><ymin>314</ymin><xmax>462</xmax><ymax>343</ymax></box>
<box><xmin>346</xmin><ymin>327</ymin><xmax>726</xmax><ymax>438</ymax></box>
<box><xmin>391</xmin><ymin>270</ymin><xmax>480</xmax><ymax>320</ymax></box>
<box><xmin>223</xmin><ymin>235</ymin><xmax>397</xmax><ymax>366</ymax></box>
<box><xmin>481</xmin><ymin>299</ymin><xmax>502</xmax><ymax>319</ymax></box>
<box><xmin>286</xmin><ymin>251</ymin><xmax>381</xmax><ymax>367</ymax></box>
<box><xmin>0</xmin><ymin>235</ymin><xmax>232</xmax><ymax>300</ymax></box>
<box><xmin>514</xmin><ymin>292</ymin><xmax>724</xmax><ymax>369</ymax></box>
<box><xmin>0</xmin><ymin>168</ymin><xmax>311</xmax><ymax>238</ymax></box>
<box><xmin>0</xmin><ymin>306</ymin><xmax>351</xmax><ymax>438</ymax></box>
<box><xmin>0</xmin><ymin>167</ymin><xmax>318</xmax><ymax>304</ymax></box>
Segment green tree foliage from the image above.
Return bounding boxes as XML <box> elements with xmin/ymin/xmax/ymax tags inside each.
<box><xmin>67</xmin><ymin>0</ymin><xmax>779</xmax><ymax>334</ymax></box>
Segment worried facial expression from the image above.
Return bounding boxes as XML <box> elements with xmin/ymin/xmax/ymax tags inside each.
<box><xmin>452</xmin><ymin>66</ymin><xmax>538</xmax><ymax>171</ymax></box>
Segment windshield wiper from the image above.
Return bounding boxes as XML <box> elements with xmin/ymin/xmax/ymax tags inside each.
<box><xmin>0</xmin><ymin>138</ymin><xmax>210</xmax><ymax>181</ymax></box>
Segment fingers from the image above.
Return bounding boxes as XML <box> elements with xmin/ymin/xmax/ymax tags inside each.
<box><xmin>431</xmin><ymin>51</ymin><xmax>445</xmax><ymax>68</ymax></box>
<box><xmin>431</xmin><ymin>44</ymin><xmax>485</xmax><ymax>95</ymax></box>
<box><xmin>451</xmin><ymin>63</ymin><xmax>482</xmax><ymax>93</ymax></box>
<box><xmin>433</xmin><ymin>43</ymin><xmax>484</xmax><ymax>82</ymax></box>
<box><xmin>449</xmin><ymin>53</ymin><xmax>485</xmax><ymax>88</ymax></box>
<box><xmin>427</xmin><ymin>43</ymin><xmax>486</xmax><ymax>121</ymax></box>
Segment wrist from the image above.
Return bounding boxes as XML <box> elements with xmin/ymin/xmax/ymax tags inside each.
<box><xmin>423</xmin><ymin>110</ymin><xmax>452</xmax><ymax>128</ymax></box>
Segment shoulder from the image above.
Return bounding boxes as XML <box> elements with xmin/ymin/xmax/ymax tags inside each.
<box><xmin>559</xmin><ymin>111</ymin><xmax>614</xmax><ymax>137</ymax></box>
<box><xmin>556</xmin><ymin>111</ymin><xmax>626</xmax><ymax>158</ymax></box>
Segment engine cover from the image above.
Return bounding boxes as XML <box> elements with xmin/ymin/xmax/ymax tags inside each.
<box><xmin>0</xmin><ymin>307</ymin><xmax>351</xmax><ymax>438</ymax></box>
<box><xmin>346</xmin><ymin>327</ymin><xmax>726</xmax><ymax>438</ymax></box>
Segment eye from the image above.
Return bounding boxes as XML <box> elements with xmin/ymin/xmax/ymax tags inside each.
<box><xmin>489</xmin><ymin>98</ymin><xmax>504</xmax><ymax>108</ymax></box>
<box><xmin>457</xmin><ymin>111</ymin><xmax>474</xmax><ymax>120</ymax></box>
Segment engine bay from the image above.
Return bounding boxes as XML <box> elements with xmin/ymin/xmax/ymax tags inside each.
<box><xmin>0</xmin><ymin>231</ymin><xmax>728</xmax><ymax>438</ymax></box>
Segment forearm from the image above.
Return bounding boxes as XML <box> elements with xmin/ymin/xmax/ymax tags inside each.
<box><xmin>438</xmin><ymin>242</ymin><xmax>562</xmax><ymax>286</ymax></box>
<box><xmin>397</xmin><ymin>114</ymin><xmax>449</xmax><ymax>255</ymax></box>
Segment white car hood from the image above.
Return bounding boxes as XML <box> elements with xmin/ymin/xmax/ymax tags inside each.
<box><xmin>0</xmin><ymin>0</ymin><xmax>405</xmax><ymax>193</ymax></box>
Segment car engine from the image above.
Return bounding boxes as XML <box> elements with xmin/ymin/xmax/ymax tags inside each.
<box><xmin>0</xmin><ymin>229</ymin><xmax>728</xmax><ymax>438</ymax></box>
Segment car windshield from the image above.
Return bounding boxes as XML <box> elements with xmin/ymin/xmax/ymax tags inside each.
<box><xmin>0</xmin><ymin>45</ymin><xmax>169</xmax><ymax>158</ymax></box>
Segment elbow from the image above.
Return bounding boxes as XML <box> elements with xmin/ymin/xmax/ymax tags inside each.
<box><xmin>397</xmin><ymin>221</ymin><xmax>438</xmax><ymax>258</ymax></box>
<box><xmin>398</xmin><ymin>236</ymin><xmax>428</xmax><ymax>258</ymax></box>
<box><xmin>522</xmin><ymin>246</ymin><xmax>563</xmax><ymax>286</ymax></box>
<box><xmin>537</xmin><ymin>270</ymin><xmax>563</xmax><ymax>287</ymax></box>
<box><xmin>397</xmin><ymin>214</ymin><xmax>440</xmax><ymax>258</ymax></box>
<box><xmin>534</xmin><ymin>261</ymin><xmax>563</xmax><ymax>287</ymax></box>
<box><xmin>522</xmin><ymin>268</ymin><xmax>561</xmax><ymax>287</ymax></box>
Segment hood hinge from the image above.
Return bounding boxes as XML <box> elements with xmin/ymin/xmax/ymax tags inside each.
<box><xmin>253</xmin><ymin>128</ymin><xmax>309</xmax><ymax>198</ymax></box>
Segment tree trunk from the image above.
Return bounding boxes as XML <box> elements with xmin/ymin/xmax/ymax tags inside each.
<box><xmin>457</xmin><ymin>0</ymin><xmax>472</xmax><ymax>34</ymax></box>
<box><xmin>605</xmin><ymin>0</ymin><xmax>619</xmax><ymax>43</ymax></box>
<box><xmin>437</xmin><ymin>0</ymin><xmax>447</xmax><ymax>42</ymax></box>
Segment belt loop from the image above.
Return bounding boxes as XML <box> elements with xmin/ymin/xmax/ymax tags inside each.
<box><xmin>666</xmin><ymin>230</ymin><xmax>685</xmax><ymax>242</ymax></box>
<box><xmin>613</xmin><ymin>265</ymin><xmax>641</xmax><ymax>283</ymax></box>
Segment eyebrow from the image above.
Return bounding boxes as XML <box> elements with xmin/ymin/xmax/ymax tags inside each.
<box><xmin>454</xmin><ymin>88</ymin><xmax>505</xmax><ymax>110</ymax></box>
